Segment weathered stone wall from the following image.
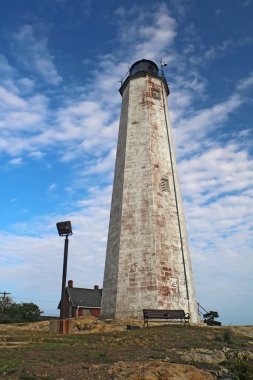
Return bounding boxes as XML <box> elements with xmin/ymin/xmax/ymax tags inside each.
<box><xmin>101</xmin><ymin>72</ymin><xmax>198</xmax><ymax>322</ymax></box>
<box><xmin>101</xmin><ymin>85</ymin><xmax>130</xmax><ymax>318</ymax></box>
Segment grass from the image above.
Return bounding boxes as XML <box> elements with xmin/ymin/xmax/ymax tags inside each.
<box><xmin>0</xmin><ymin>323</ymin><xmax>252</xmax><ymax>379</ymax></box>
<box><xmin>228</xmin><ymin>354</ymin><xmax>253</xmax><ymax>380</ymax></box>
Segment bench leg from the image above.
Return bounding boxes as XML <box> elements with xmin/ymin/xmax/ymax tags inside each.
<box><xmin>143</xmin><ymin>319</ymin><xmax>148</xmax><ymax>328</ymax></box>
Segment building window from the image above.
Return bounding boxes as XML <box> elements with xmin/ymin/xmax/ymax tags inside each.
<box><xmin>160</xmin><ymin>177</ymin><xmax>169</xmax><ymax>192</ymax></box>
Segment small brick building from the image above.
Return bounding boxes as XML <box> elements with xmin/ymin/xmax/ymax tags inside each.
<box><xmin>59</xmin><ymin>280</ymin><xmax>102</xmax><ymax>318</ymax></box>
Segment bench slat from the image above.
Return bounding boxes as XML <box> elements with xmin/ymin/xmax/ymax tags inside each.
<box><xmin>143</xmin><ymin>309</ymin><xmax>190</xmax><ymax>328</ymax></box>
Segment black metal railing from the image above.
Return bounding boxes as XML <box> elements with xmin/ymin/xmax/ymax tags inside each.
<box><xmin>120</xmin><ymin>67</ymin><xmax>166</xmax><ymax>87</ymax></box>
<box><xmin>197</xmin><ymin>302</ymin><xmax>209</xmax><ymax>317</ymax></box>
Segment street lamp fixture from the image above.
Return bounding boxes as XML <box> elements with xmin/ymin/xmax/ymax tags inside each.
<box><xmin>56</xmin><ymin>221</ymin><xmax>73</xmax><ymax>237</ymax></box>
<box><xmin>56</xmin><ymin>220</ymin><xmax>73</xmax><ymax>321</ymax></box>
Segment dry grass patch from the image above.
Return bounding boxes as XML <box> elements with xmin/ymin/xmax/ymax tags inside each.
<box><xmin>0</xmin><ymin>319</ymin><xmax>252</xmax><ymax>379</ymax></box>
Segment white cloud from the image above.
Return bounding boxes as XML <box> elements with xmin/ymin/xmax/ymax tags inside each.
<box><xmin>0</xmin><ymin>80</ymin><xmax>49</xmax><ymax>157</ymax></box>
<box><xmin>87</xmin><ymin>148</ymin><xmax>116</xmax><ymax>174</ymax></box>
<box><xmin>13</xmin><ymin>25</ymin><xmax>62</xmax><ymax>85</ymax></box>
<box><xmin>0</xmin><ymin>54</ymin><xmax>15</xmax><ymax>76</ymax></box>
<box><xmin>50</xmin><ymin>100</ymin><xmax>118</xmax><ymax>161</ymax></box>
<box><xmin>8</xmin><ymin>157</ymin><xmax>23</xmax><ymax>166</ymax></box>
<box><xmin>188</xmin><ymin>37</ymin><xmax>253</xmax><ymax>67</ymax></box>
<box><xmin>0</xmin><ymin>86</ymin><xmax>27</xmax><ymax>108</ymax></box>
<box><xmin>29</xmin><ymin>151</ymin><xmax>44</xmax><ymax>159</ymax></box>
<box><xmin>180</xmin><ymin>143</ymin><xmax>253</xmax><ymax>206</ymax></box>
<box><xmin>114</xmin><ymin>7</ymin><xmax>126</xmax><ymax>17</ymax></box>
<box><xmin>237</xmin><ymin>71</ymin><xmax>253</xmax><ymax>91</ymax></box>
<box><xmin>174</xmin><ymin>94</ymin><xmax>242</xmax><ymax>157</ymax></box>
<box><xmin>0</xmin><ymin>4</ymin><xmax>176</xmax><ymax>164</ymax></box>
<box><xmin>115</xmin><ymin>3</ymin><xmax>177</xmax><ymax>62</ymax></box>
<box><xmin>48</xmin><ymin>183</ymin><xmax>57</xmax><ymax>192</ymax></box>
<box><xmin>17</xmin><ymin>77</ymin><xmax>35</xmax><ymax>93</ymax></box>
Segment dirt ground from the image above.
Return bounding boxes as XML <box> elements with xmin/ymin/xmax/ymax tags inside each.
<box><xmin>0</xmin><ymin>318</ymin><xmax>252</xmax><ymax>379</ymax></box>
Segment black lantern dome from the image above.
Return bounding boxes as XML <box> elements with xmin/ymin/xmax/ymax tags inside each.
<box><xmin>129</xmin><ymin>59</ymin><xmax>158</xmax><ymax>77</ymax></box>
<box><xmin>119</xmin><ymin>59</ymin><xmax>169</xmax><ymax>96</ymax></box>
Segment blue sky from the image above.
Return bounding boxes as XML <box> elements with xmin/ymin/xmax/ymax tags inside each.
<box><xmin>0</xmin><ymin>0</ymin><xmax>252</xmax><ymax>325</ymax></box>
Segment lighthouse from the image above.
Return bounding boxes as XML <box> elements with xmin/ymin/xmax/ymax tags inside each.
<box><xmin>101</xmin><ymin>59</ymin><xmax>199</xmax><ymax>323</ymax></box>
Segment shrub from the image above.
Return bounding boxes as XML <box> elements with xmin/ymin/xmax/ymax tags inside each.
<box><xmin>0</xmin><ymin>302</ymin><xmax>43</xmax><ymax>323</ymax></box>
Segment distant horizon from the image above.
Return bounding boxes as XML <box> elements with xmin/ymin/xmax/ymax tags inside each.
<box><xmin>0</xmin><ymin>0</ymin><xmax>252</xmax><ymax>326</ymax></box>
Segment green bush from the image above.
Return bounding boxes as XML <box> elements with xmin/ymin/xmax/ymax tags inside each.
<box><xmin>203</xmin><ymin>310</ymin><xmax>222</xmax><ymax>326</ymax></box>
<box><xmin>0</xmin><ymin>302</ymin><xmax>43</xmax><ymax>323</ymax></box>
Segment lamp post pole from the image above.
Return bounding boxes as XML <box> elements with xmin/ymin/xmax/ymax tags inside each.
<box><xmin>56</xmin><ymin>221</ymin><xmax>72</xmax><ymax>324</ymax></box>
<box><xmin>60</xmin><ymin>235</ymin><xmax>69</xmax><ymax>319</ymax></box>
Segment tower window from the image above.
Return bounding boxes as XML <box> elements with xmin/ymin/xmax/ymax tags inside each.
<box><xmin>160</xmin><ymin>177</ymin><xmax>169</xmax><ymax>192</ymax></box>
<box><xmin>152</xmin><ymin>90</ymin><xmax>161</xmax><ymax>100</ymax></box>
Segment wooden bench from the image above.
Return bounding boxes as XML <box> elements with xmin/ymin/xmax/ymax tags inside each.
<box><xmin>143</xmin><ymin>309</ymin><xmax>190</xmax><ymax>328</ymax></box>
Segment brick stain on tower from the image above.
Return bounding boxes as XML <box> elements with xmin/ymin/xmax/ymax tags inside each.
<box><xmin>101</xmin><ymin>59</ymin><xmax>199</xmax><ymax>323</ymax></box>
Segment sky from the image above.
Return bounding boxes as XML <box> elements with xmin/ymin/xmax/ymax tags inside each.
<box><xmin>0</xmin><ymin>0</ymin><xmax>252</xmax><ymax>325</ymax></box>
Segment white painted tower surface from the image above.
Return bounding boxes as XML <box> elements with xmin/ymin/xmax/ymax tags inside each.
<box><xmin>101</xmin><ymin>59</ymin><xmax>199</xmax><ymax>323</ymax></box>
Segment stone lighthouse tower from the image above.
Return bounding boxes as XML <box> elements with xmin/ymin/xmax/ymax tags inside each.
<box><xmin>101</xmin><ymin>59</ymin><xmax>199</xmax><ymax>323</ymax></box>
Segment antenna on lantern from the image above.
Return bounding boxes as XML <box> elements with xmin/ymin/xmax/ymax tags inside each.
<box><xmin>160</xmin><ymin>57</ymin><xmax>168</xmax><ymax>78</ymax></box>
<box><xmin>160</xmin><ymin>57</ymin><xmax>167</xmax><ymax>68</ymax></box>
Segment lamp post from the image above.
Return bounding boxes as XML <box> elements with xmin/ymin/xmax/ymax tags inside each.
<box><xmin>56</xmin><ymin>221</ymin><xmax>73</xmax><ymax>320</ymax></box>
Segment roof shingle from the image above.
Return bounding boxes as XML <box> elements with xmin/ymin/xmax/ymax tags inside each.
<box><xmin>67</xmin><ymin>287</ymin><xmax>102</xmax><ymax>308</ymax></box>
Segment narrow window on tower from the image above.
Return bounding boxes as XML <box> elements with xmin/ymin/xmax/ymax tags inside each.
<box><xmin>152</xmin><ymin>90</ymin><xmax>161</xmax><ymax>100</ymax></box>
<box><xmin>160</xmin><ymin>177</ymin><xmax>169</xmax><ymax>192</ymax></box>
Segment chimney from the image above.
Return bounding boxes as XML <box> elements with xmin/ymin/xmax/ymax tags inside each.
<box><xmin>94</xmin><ymin>285</ymin><xmax>99</xmax><ymax>290</ymax></box>
<box><xmin>68</xmin><ymin>280</ymin><xmax>73</xmax><ymax>288</ymax></box>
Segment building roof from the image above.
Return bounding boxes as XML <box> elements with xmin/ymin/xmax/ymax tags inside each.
<box><xmin>66</xmin><ymin>287</ymin><xmax>102</xmax><ymax>308</ymax></box>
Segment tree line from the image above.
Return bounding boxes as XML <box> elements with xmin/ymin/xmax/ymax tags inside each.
<box><xmin>0</xmin><ymin>295</ymin><xmax>43</xmax><ymax>323</ymax></box>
